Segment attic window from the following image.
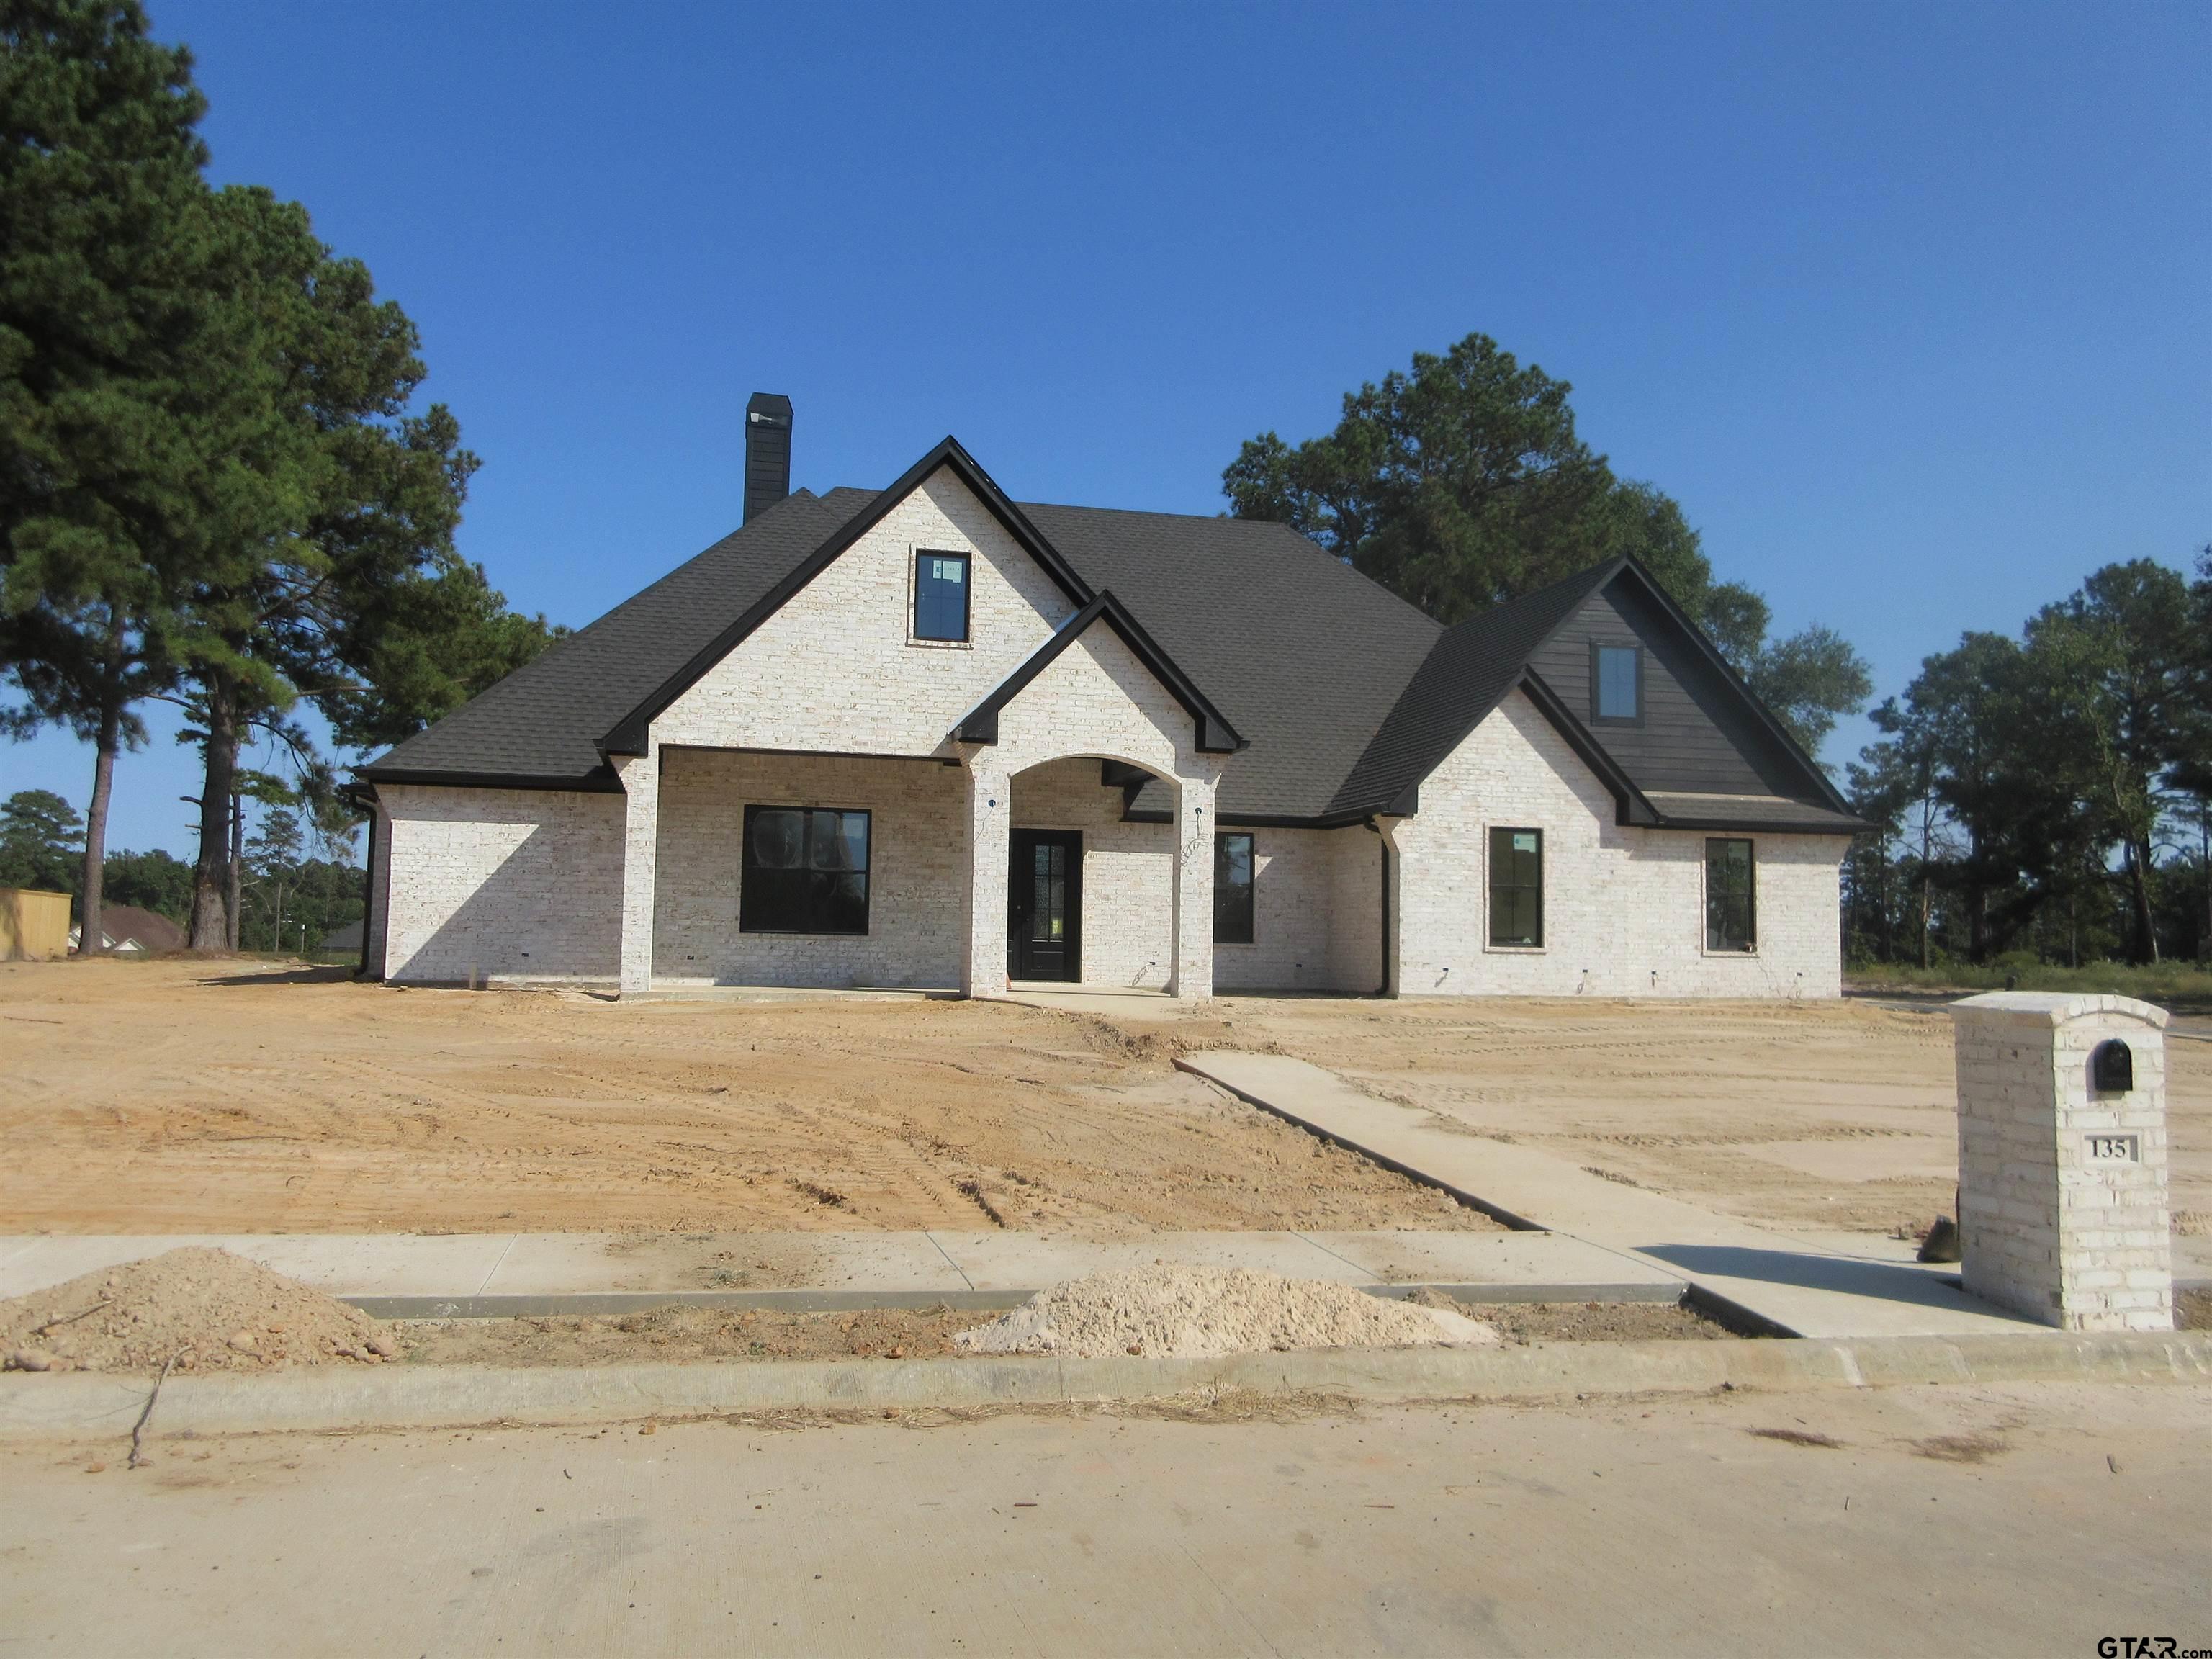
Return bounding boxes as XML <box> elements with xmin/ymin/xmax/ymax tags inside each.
<box><xmin>914</xmin><ymin>550</ymin><xmax>971</xmax><ymax>642</ymax></box>
<box><xmin>1592</xmin><ymin>644</ymin><xmax>1642</xmax><ymax>723</ymax></box>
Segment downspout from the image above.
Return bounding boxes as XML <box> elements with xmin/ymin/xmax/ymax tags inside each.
<box><xmin>354</xmin><ymin>786</ymin><xmax>380</xmax><ymax>981</ymax></box>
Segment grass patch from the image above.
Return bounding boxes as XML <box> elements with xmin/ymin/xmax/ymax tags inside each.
<box><xmin>1848</xmin><ymin>960</ymin><xmax>2212</xmax><ymax>1013</ymax></box>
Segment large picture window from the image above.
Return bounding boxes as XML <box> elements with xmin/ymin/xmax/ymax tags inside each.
<box><xmin>1705</xmin><ymin>837</ymin><xmax>1755</xmax><ymax>953</ymax></box>
<box><xmin>913</xmin><ymin>550</ymin><xmax>971</xmax><ymax>642</ymax></box>
<box><xmin>741</xmin><ymin>806</ymin><xmax>871</xmax><ymax>935</ymax></box>
<box><xmin>1488</xmin><ymin>827</ymin><xmax>1543</xmax><ymax>948</ymax></box>
<box><xmin>1214</xmin><ymin>832</ymin><xmax>1254</xmax><ymax>945</ymax></box>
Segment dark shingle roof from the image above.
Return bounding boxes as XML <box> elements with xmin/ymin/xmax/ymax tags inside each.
<box><xmin>364</xmin><ymin>454</ymin><xmax>1856</xmax><ymax>832</ymax></box>
<box><xmin>367</xmin><ymin>489</ymin><xmax>851</xmax><ymax>790</ymax></box>
<box><xmin>1016</xmin><ymin>503</ymin><xmax>1439</xmax><ymax>819</ymax></box>
<box><xmin>365</xmin><ymin>475</ymin><xmax>1443</xmax><ymax>820</ymax></box>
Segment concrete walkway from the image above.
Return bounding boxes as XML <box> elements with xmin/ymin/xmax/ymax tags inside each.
<box><xmin>0</xmin><ymin>1228</ymin><xmax>1681</xmax><ymax>1313</ymax></box>
<box><xmin>1176</xmin><ymin>1051</ymin><xmax>2045</xmax><ymax>1341</ymax></box>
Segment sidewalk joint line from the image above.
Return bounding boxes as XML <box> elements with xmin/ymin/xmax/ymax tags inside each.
<box><xmin>924</xmin><ymin>1231</ymin><xmax>979</xmax><ymax>1292</ymax></box>
<box><xmin>475</xmin><ymin>1234</ymin><xmax>521</xmax><ymax>1297</ymax></box>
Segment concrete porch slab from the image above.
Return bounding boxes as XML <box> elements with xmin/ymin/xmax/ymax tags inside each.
<box><xmin>996</xmin><ymin>986</ymin><xmax>1202</xmax><ymax>1021</ymax></box>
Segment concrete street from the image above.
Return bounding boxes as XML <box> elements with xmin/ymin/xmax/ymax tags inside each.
<box><xmin>5</xmin><ymin>1380</ymin><xmax>2206</xmax><ymax>1656</ymax></box>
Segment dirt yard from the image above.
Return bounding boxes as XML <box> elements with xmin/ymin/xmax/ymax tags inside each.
<box><xmin>1199</xmin><ymin>993</ymin><xmax>2212</xmax><ymax>1239</ymax></box>
<box><xmin>4</xmin><ymin>958</ymin><xmax>2206</xmax><ymax>1243</ymax></box>
<box><xmin>0</xmin><ymin>959</ymin><xmax>1484</xmax><ymax>1236</ymax></box>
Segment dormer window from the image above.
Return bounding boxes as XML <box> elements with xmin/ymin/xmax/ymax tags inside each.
<box><xmin>1592</xmin><ymin>642</ymin><xmax>1642</xmax><ymax>724</ymax></box>
<box><xmin>914</xmin><ymin>550</ymin><xmax>971</xmax><ymax>642</ymax></box>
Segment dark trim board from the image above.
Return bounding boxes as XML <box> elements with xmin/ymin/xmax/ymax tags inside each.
<box><xmin>358</xmin><ymin>766</ymin><xmax>625</xmax><ymax>795</ymax></box>
<box><xmin>956</xmin><ymin>590</ymin><xmax>1246</xmax><ymax>754</ymax></box>
<box><xmin>1515</xmin><ymin>671</ymin><xmax>1660</xmax><ymax>827</ymax></box>
<box><xmin>659</xmin><ymin>743</ymin><xmax>966</xmax><ymax>768</ymax></box>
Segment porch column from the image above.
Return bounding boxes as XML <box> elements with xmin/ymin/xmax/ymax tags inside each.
<box><xmin>961</xmin><ymin>755</ymin><xmax>1010</xmax><ymax>998</ymax></box>
<box><xmin>1167</xmin><ymin>765</ymin><xmax>1221</xmax><ymax>999</ymax></box>
<box><xmin>613</xmin><ymin>751</ymin><xmax>659</xmax><ymax>996</ymax></box>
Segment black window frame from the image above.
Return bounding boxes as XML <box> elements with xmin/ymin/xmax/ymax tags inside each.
<box><xmin>1705</xmin><ymin>837</ymin><xmax>1756</xmax><ymax>953</ymax></box>
<box><xmin>1488</xmin><ymin>826</ymin><xmax>1544</xmax><ymax>948</ymax></box>
<box><xmin>1213</xmin><ymin>831</ymin><xmax>1255</xmax><ymax>945</ymax></box>
<box><xmin>912</xmin><ymin>548</ymin><xmax>972</xmax><ymax>644</ymax></box>
<box><xmin>1589</xmin><ymin>641</ymin><xmax>1645</xmax><ymax>726</ymax></box>
<box><xmin>739</xmin><ymin>804</ymin><xmax>872</xmax><ymax>937</ymax></box>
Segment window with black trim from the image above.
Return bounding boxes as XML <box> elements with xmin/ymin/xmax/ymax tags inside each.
<box><xmin>1214</xmin><ymin>832</ymin><xmax>1254</xmax><ymax>945</ymax></box>
<box><xmin>740</xmin><ymin>806</ymin><xmax>870</xmax><ymax>935</ymax></box>
<box><xmin>1488</xmin><ymin>827</ymin><xmax>1543</xmax><ymax>947</ymax></box>
<box><xmin>1592</xmin><ymin>642</ymin><xmax>1642</xmax><ymax>722</ymax></box>
<box><xmin>1705</xmin><ymin>837</ymin><xmax>1755</xmax><ymax>952</ymax></box>
<box><xmin>913</xmin><ymin>550</ymin><xmax>971</xmax><ymax>642</ymax></box>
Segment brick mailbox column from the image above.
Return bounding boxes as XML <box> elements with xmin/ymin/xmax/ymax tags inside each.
<box><xmin>1948</xmin><ymin>992</ymin><xmax>2172</xmax><ymax>1332</ymax></box>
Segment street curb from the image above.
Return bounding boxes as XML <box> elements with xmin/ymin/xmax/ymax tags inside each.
<box><xmin>336</xmin><ymin>1281</ymin><xmax>1689</xmax><ymax>1320</ymax></box>
<box><xmin>4</xmin><ymin>1331</ymin><xmax>2205</xmax><ymax>1443</ymax></box>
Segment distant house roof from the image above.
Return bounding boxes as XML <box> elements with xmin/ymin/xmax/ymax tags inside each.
<box><xmin>78</xmin><ymin>905</ymin><xmax>186</xmax><ymax>955</ymax></box>
<box><xmin>322</xmin><ymin>920</ymin><xmax>364</xmax><ymax>952</ymax></box>
<box><xmin>361</xmin><ymin>439</ymin><xmax>1859</xmax><ymax>833</ymax></box>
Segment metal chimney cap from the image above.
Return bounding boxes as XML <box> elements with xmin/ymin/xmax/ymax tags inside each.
<box><xmin>746</xmin><ymin>392</ymin><xmax>793</xmax><ymax>425</ymax></box>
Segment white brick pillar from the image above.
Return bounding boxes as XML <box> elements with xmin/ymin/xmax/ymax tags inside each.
<box><xmin>1949</xmin><ymin>992</ymin><xmax>2172</xmax><ymax>1332</ymax></box>
<box><xmin>614</xmin><ymin>751</ymin><xmax>660</xmax><ymax>997</ymax></box>
<box><xmin>961</xmin><ymin>757</ymin><xmax>1010</xmax><ymax>998</ymax></box>
<box><xmin>1167</xmin><ymin>765</ymin><xmax>1221</xmax><ymax>999</ymax></box>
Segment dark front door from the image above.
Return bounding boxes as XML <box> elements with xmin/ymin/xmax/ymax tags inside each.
<box><xmin>1008</xmin><ymin>830</ymin><xmax>1082</xmax><ymax>982</ymax></box>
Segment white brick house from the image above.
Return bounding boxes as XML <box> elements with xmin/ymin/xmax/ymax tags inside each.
<box><xmin>359</xmin><ymin>408</ymin><xmax>1863</xmax><ymax>999</ymax></box>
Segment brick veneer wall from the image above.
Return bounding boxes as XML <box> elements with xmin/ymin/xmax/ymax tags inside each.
<box><xmin>654</xmin><ymin>749</ymin><xmax>967</xmax><ymax>989</ymax></box>
<box><xmin>1390</xmin><ymin>691</ymin><xmax>1848</xmax><ymax>998</ymax></box>
<box><xmin>1951</xmin><ymin>994</ymin><xmax>2172</xmax><ymax>1331</ymax></box>
<box><xmin>1212</xmin><ymin>824</ymin><xmax>1380</xmax><ymax>993</ymax></box>
<box><xmin>379</xmin><ymin>783</ymin><xmax>624</xmax><ymax>984</ymax></box>
<box><xmin>655</xmin><ymin>471</ymin><xmax>1079</xmax><ymax>757</ymax></box>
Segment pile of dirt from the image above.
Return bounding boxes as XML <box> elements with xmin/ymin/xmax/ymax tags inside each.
<box><xmin>0</xmin><ymin>1248</ymin><xmax>390</xmax><ymax>1375</ymax></box>
<box><xmin>953</xmin><ymin>1264</ymin><xmax>1497</xmax><ymax>1359</ymax></box>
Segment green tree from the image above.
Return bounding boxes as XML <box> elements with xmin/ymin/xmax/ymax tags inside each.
<box><xmin>165</xmin><ymin>184</ymin><xmax>477</xmax><ymax>950</ymax></box>
<box><xmin>1223</xmin><ymin>333</ymin><xmax>1717</xmax><ymax>620</ymax></box>
<box><xmin>240</xmin><ymin>802</ymin><xmax>300</xmax><ymax>952</ymax></box>
<box><xmin>0</xmin><ymin>786</ymin><xmax>82</xmax><ymax>893</ymax></box>
<box><xmin>99</xmin><ymin>845</ymin><xmax>190</xmax><ymax>921</ymax></box>
<box><xmin>0</xmin><ymin>0</ymin><xmax>221</xmax><ymax>953</ymax></box>
<box><xmin>2164</xmin><ymin>547</ymin><xmax>2211</xmax><ymax>958</ymax></box>
<box><xmin>1863</xmin><ymin>634</ymin><xmax>2050</xmax><ymax>963</ymax></box>
<box><xmin>1224</xmin><ymin>332</ymin><xmax>1870</xmax><ymax>751</ymax></box>
<box><xmin>2021</xmin><ymin>559</ymin><xmax>2196</xmax><ymax>963</ymax></box>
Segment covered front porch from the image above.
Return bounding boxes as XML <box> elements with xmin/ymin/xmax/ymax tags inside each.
<box><xmin>619</xmin><ymin>745</ymin><xmax>1220</xmax><ymax>1000</ymax></box>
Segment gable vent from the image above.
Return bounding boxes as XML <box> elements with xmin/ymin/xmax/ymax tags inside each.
<box><xmin>744</xmin><ymin>392</ymin><xmax>793</xmax><ymax>523</ymax></box>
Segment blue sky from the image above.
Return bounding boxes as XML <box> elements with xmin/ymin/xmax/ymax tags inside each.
<box><xmin>8</xmin><ymin>0</ymin><xmax>2208</xmax><ymax>858</ymax></box>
